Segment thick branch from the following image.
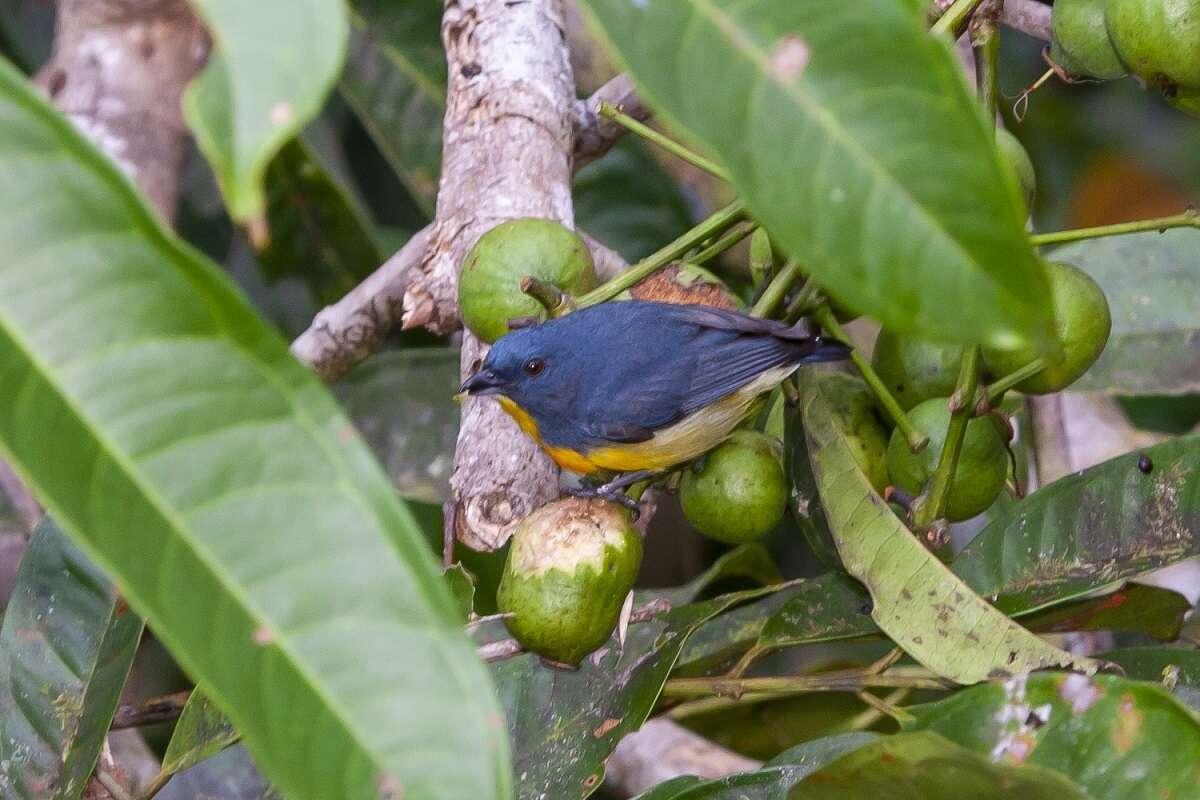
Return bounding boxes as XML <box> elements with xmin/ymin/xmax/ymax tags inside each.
<box><xmin>33</xmin><ymin>0</ymin><xmax>207</xmax><ymax>221</ymax></box>
<box><xmin>290</xmin><ymin>72</ymin><xmax>644</xmax><ymax>382</ymax></box>
<box><xmin>604</xmin><ymin>719</ymin><xmax>761</xmax><ymax>797</ymax></box>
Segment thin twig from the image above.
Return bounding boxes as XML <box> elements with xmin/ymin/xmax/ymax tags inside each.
<box><xmin>572</xmin><ymin>73</ymin><xmax>651</xmax><ymax>171</ymax></box>
<box><xmin>110</xmin><ymin>690</ymin><xmax>191</xmax><ymax>730</ymax></box>
<box><xmin>663</xmin><ymin>666</ymin><xmax>954</xmax><ymax>700</ymax></box>
<box><xmin>598</xmin><ymin>102</ymin><xmax>729</xmax><ymax>181</ymax></box>
<box><xmin>95</xmin><ymin>769</ymin><xmax>136</xmax><ymax>800</ymax></box>
<box><xmin>1030</xmin><ymin>209</ymin><xmax>1200</xmax><ymax>246</ymax></box>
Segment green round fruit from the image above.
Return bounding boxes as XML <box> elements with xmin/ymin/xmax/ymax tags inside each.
<box><xmin>886</xmin><ymin>399</ymin><xmax>1009</xmax><ymax>522</ymax></box>
<box><xmin>1106</xmin><ymin>0</ymin><xmax>1200</xmax><ymax>92</ymax></box>
<box><xmin>996</xmin><ymin>128</ymin><xmax>1037</xmax><ymax>217</ymax></box>
<box><xmin>496</xmin><ymin>497</ymin><xmax>642</xmax><ymax>665</ymax></box>
<box><xmin>458</xmin><ymin>218</ymin><xmax>597</xmax><ymax>343</ymax></box>
<box><xmin>871</xmin><ymin>330</ymin><xmax>965</xmax><ymax>411</ymax></box>
<box><xmin>1170</xmin><ymin>87</ymin><xmax>1200</xmax><ymax>117</ymax></box>
<box><xmin>815</xmin><ymin>372</ymin><xmax>890</xmax><ymax>493</ymax></box>
<box><xmin>681</xmin><ymin>431</ymin><xmax>788</xmax><ymax>544</ymax></box>
<box><xmin>982</xmin><ymin>261</ymin><xmax>1111</xmax><ymax>394</ymax></box>
<box><xmin>1049</xmin><ymin>0</ymin><xmax>1128</xmax><ymax>80</ymax></box>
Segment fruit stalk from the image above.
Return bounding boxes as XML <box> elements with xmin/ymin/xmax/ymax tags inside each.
<box><xmin>931</xmin><ymin>0</ymin><xmax>987</xmax><ymax>37</ymax></box>
<box><xmin>1029</xmin><ymin>209</ymin><xmax>1200</xmax><ymax>246</ymax></box>
<box><xmin>750</xmin><ymin>257</ymin><xmax>805</xmax><ymax>319</ymax></box>
<box><xmin>911</xmin><ymin>346</ymin><xmax>981</xmax><ymax>528</ymax></box>
<box><xmin>812</xmin><ymin>305</ymin><xmax>930</xmax><ymax>454</ymax></box>
<box><xmin>690</xmin><ymin>220</ymin><xmax>759</xmax><ymax>266</ymax></box>
<box><xmin>979</xmin><ymin>356</ymin><xmax>1048</xmax><ymax>409</ymax></box>
<box><xmin>598</xmin><ymin>101</ymin><xmax>730</xmax><ymax>181</ymax></box>
<box><xmin>576</xmin><ymin>200</ymin><xmax>747</xmax><ymax>307</ymax></box>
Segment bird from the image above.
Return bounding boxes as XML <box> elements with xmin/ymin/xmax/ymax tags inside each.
<box><xmin>460</xmin><ymin>300</ymin><xmax>849</xmax><ymax>507</ymax></box>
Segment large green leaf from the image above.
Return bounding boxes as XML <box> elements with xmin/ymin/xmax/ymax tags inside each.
<box><xmin>184</xmin><ymin>0</ymin><xmax>348</xmax><ymax>220</ymax></box>
<box><xmin>340</xmin><ymin>0</ymin><xmax>445</xmax><ymax>213</ymax></box>
<box><xmin>905</xmin><ymin>674</ymin><xmax>1200</xmax><ymax>800</ymax></box>
<box><xmin>631</xmin><ymin>733</ymin><xmax>878</xmax><ymax>800</ymax></box>
<box><xmin>577</xmin><ymin>0</ymin><xmax>1050</xmax><ymax>347</ymax></box>
<box><xmin>800</xmin><ymin>370</ymin><xmax>1096</xmax><ymax>682</ymax></box>
<box><xmin>789</xmin><ymin>731</ymin><xmax>1089</xmax><ymax>799</ymax></box>
<box><xmin>491</xmin><ymin>589</ymin><xmax>771</xmax><ymax>800</ymax></box>
<box><xmin>955</xmin><ymin>433</ymin><xmax>1200</xmax><ymax>615</ymax></box>
<box><xmin>0</xmin><ymin>59</ymin><xmax>510</xmax><ymax>800</ymax></box>
<box><xmin>1054</xmin><ymin>230</ymin><xmax>1200</xmax><ymax>395</ymax></box>
<box><xmin>0</xmin><ymin>518</ymin><xmax>142</xmax><ymax>799</ymax></box>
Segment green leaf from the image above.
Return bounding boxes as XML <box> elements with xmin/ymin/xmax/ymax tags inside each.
<box><xmin>1027</xmin><ymin>583</ymin><xmax>1191</xmax><ymax>641</ymax></box>
<box><xmin>340</xmin><ymin>0</ymin><xmax>445</xmax><ymax>213</ymax></box>
<box><xmin>158</xmin><ymin>690</ymin><xmax>240</xmax><ymax>780</ymax></box>
<box><xmin>0</xmin><ymin>0</ymin><xmax>53</xmax><ymax>73</ymax></box>
<box><xmin>577</xmin><ymin>0</ymin><xmax>1050</xmax><ymax>347</ymax></box>
<box><xmin>631</xmin><ymin>733</ymin><xmax>878</xmax><ymax>800</ymax></box>
<box><xmin>1054</xmin><ymin>230</ymin><xmax>1200</xmax><ymax>395</ymax></box>
<box><xmin>1102</xmin><ymin>646</ymin><xmax>1200</xmax><ymax>710</ymax></box>
<box><xmin>444</xmin><ymin>563</ymin><xmax>477</xmax><ymax>621</ymax></box>
<box><xmin>573</xmin><ymin>139</ymin><xmax>696</xmax><ymax>262</ymax></box>
<box><xmin>0</xmin><ymin>59</ymin><xmax>510</xmax><ymax>800</ymax></box>
<box><xmin>0</xmin><ymin>518</ymin><xmax>143</xmax><ymax>799</ymax></box>
<box><xmin>158</xmin><ymin>745</ymin><xmax>281</xmax><ymax>800</ymax></box>
<box><xmin>495</xmin><ymin>589</ymin><xmax>770</xmax><ymax>800</ymax></box>
<box><xmin>905</xmin><ymin>673</ymin><xmax>1200</xmax><ymax>800</ymax></box>
<box><xmin>650</xmin><ymin>543</ymin><xmax>782</xmax><ymax>608</ymax></box>
<box><xmin>800</xmin><ymin>369</ymin><xmax>1096</xmax><ymax>683</ymax></box>
<box><xmin>184</xmin><ymin>0</ymin><xmax>348</xmax><ymax>220</ymax></box>
<box><xmin>259</xmin><ymin>136</ymin><xmax>383</xmax><ymax>305</ymax></box>
<box><xmin>789</xmin><ymin>731</ymin><xmax>1089</xmax><ymax>799</ymax></box>
<box><xmin>334</xmin><ymin>349</ymin><xmax>461</xmax><ymax>504</ymax></box>
<box><xmin>955</xmin><ymin>433</ymin><xmax>1200</xmax><ymax>615</ymax></box>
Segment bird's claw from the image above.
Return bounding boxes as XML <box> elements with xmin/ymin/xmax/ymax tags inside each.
<box><xmin>564</xmin><ymin>483</ymin><xmax>641</xmax><ymax>519</ymax></box>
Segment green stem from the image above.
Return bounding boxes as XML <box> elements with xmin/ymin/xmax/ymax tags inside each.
<box><xmin>750</xmin><ymin>257</ymin><xmax>804</xmax><ymax>318</ymax></box>
<box><xmin>973</xmin><ymin>17</ymin><xmax>999</xmax><ymax>128</ymax></box>
<box><xmin>911</xmin><ymin>347</ymin><xmax>981</xmax><ymax>527</ymax></box>
<box><xmin>598</xmin><ymin>101</ymin><xmax>731</xmax><ymax>181</ymax></box>
<box><xmin>576</xmin><ymin>200</ymin><xmax>747</xmax><ymax>307</ymax></box>
<box><xmin>690</xmin><ymin>220</ymin><xmax>759</xmax><ymax>265</ymax></box>
<box><xmin>981</xmin><ymin>357</ymin><xmax>1047</xmax><ymax>408</ymax></box>
<box><xmin>783</xmin><ymin>279</ymin><xmax>823</xmax><ymax>324</ymax></box>
<box><xmin>931</xmin><ymin>0</ymin><xmax>986</xmax><ymax>37</ymax></box>
<box><xmin>1029</xmin><ymin>209</ymin><xmax>1200</xmax><ymax>246</ymax></box>
<box><xmin>520</xmin><ymin>275</ymin><xmax>573</xmax><ymax>317</ymax></box>
<box><xmin>663</xmin><ymin>666</ymin><xmax>953</xmax><ymax>700</ymax></box>
<box><xmin>812</xmin><ymin>305</ymin><xmax>929</xmax><ymax>453</ymax></box>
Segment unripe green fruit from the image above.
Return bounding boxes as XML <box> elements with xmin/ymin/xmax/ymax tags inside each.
<box><xmin>871</xmin><ymin>330</ymin><xmax>965</xmax><ymax>411</ymax></box>
<box><xmin>458</xmin><ymin>218</ymin><xmax>597</xmax><ymax>343</ymax></box>
<box><xmin>1049</xmin><ymin>0</ymin><xmax>1127</xmax><ymax>80</ymax></box>
<box><xmin>1170</xmin><ymin>88</ymin><xmax>1200</xmax><ymax>117</ymax></box>
<box><xmin>886</xmin><ymin>399</ymin><xmax>1008</xmax><ymax>522</ymax></box>
<box><xmin>681</xmin><ymin>431</ymin><xmax>788</xmax><ymax>544</ymax></box>
<box><xmin>1106</xmin><ymin>0</ymin><xmax>1200</xmax><ymax>92</ymax></box>
<box><xmin>496</xmin><ymin>497</ymin><xmax>642</xmax><ymax>665</ymax></box>
<box><xmin>982</xmin><ymin>261</ymin><xmax>1111</xmax><ymax>394</ymax></box>
<box><xmin>815</xmin><ymin>372</ymin><xmax>889</xmax><ymax>493</ymax></box>
<box><xmin>996</xmin><ymin>128</ymin><xmax>1037</xmax><ymax>217</ymax></box>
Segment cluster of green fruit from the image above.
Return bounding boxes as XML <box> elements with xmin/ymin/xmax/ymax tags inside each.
<box><xmin>1050</xmin><ymin>0</ymin><xmax>1200</xmax><ymax>115</ymax></box>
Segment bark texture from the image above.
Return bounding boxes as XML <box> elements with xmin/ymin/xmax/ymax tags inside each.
<box><xmin>33</xmin><ymin>0</ymin><xmax>208</xmax><ymax>221</ymax></box>
<box><xmin>412</xmin><ymin>0</ymin><xmax>578</xmax><ymax>551</ymax></box>
<box><xmin>605</xmin><ymin>719</ymin><xmax>762</xmax><ymax>797</ymax></box>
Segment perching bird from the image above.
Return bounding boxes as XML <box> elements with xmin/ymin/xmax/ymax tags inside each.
<box><xmin>460</xmin><ymin>300</ymin><xmax>848</xmax><ymax>505</ymax></box>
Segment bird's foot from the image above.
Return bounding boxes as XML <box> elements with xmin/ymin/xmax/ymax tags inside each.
<box><xmin>565</xmin><ymin>471</ymin><xmax>655</xmax><ymax>519</ymax></box>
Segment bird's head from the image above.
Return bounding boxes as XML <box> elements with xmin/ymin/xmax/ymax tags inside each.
<box><xmin>460</xmin><ymin>321</ymin><xmax>576</xmax><ymax>422</ymax></box>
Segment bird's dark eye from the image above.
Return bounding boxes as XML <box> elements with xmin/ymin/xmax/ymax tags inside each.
<box><xmin>523</xmin><ymin>357</ymin><xmax>546</xmax><ymax>377</ymax></box>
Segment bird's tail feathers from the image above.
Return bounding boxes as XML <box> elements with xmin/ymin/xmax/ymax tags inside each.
<box><xmin>800</xmin><ymin>337</ymin><xmax>852</xmax><ymax>364</ymax></box>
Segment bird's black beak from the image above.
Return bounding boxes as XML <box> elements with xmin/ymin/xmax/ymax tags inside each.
<box><xmin>460</xmin><ymin>369</ymin><xmax>505</xmax><ymax>396</ymax></box>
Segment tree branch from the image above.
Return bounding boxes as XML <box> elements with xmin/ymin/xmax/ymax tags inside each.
<box><xmin>289</xmin><ymin>71</ymin><xmax>645</xmax><ymax>383</ymax></box>
<box><xmin>572</xmin><ymin>73</ymin><xmax>650</xmax><ymax>171</ymax></box>
<box><xmin>604</xmin><ymin>719</ymin><xmax>762</xmax><ymax>797</ymax></box>
<box><xmin>933</xmin><ymin>0</ymin><xmax>1051</xmax><ymax>42</ymax></box>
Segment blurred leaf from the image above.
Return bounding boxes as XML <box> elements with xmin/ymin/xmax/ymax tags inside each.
<box><xmin>259</xmin><ymin>136</ymin><xmax>382</xmax><ymax>304</ymax></box>
<box><xmin>631</xmin><ymin>733</ymin><xmax>878</xmax><ymax>800</ymax></box>
<box><xmin>905</xmin><ymin>673</ymin><xmax>1200</xmax><ymax>800</ymax></box>
<box><xmin>334</xmin><ymin>349</ymin><xmax>460</xmax><ymax>504</ymax></box>
<box><xmin>800</xmin><ymin>369</ymin><xmax>1096</xmax><ymax>682</ymax></box>
<box><xmin>784</xmin><ymin>396</ymin><xmax>842</xmax><ymax>571</ymax></box>
<box><xmin>1055</xmin><ymin>230</ymin><xmax>1200</xmax><ymax>395</ymax></box>
<box><xmin>494</xmin><ymin>588</ymin><xmax>771</xmax><ymax>800</ymax></box>
<box><xmin>789</xmin><ymin>731</ymin><xmax>1088</xmax><ymax>799</ymax></box>
<box><xmin>650</xmin><ymin>543</ymin><xmax>782</xmax><ymax>608</ymax></box>
<box><xmin>1119</xmin><ymin>395</ymin><xmax>1200</xmax><ymax>435</ymax></box>
<box><xmin>0</xmin><ymin>518</ymin><xmax>142</xmax><ymax>799</ymax></box>
<box><xmin>0</xmin><ymin>61</ymin><xmax>510</xmax><ymax>800</ymax></box>
<box><xmin>0</xmin><ymin>0</ymin><xmax>53</xmax><ymax>73</ymax></box>
<box><xmin>158</xmin><ymin>745</ymin><xmax>281</xmax><ymax>800</ymax></box>
<box><xmin>158</xmin><ymin>690</ymin><xmax>239</xmax><ymax>780</ymax></box>
<box><xmin>444</xmin><ymin>563</ymin><xmax>477</xmax><ymax>621</ymax></box>
<box><xmin>1028</xmin><ymin>583</ymin><xmax>1190</xmax><ymax>641</ymax></box>
<box><xmin>577</xmin><ymin>0</ymin><xmax>1050</xmax><ymax>347</ymax></box>
<box><xmin>184</xmin><ymin>0</ymin><xmax>347</xmax><ymax>220</ymax></box>
<box><xmin>955</xmin><ymin>433</ymin><xmax>1200</xmax><ymax>615</ymax></box>
<box><xmin>573</xmin><ymin>139</ymin><xmax>695</xmax><ymax>262</ymax></box>
<box><xmin>340</xmin><ymin>0</ymin><xmax>445</xmax><ymax>214</ymax></box>
<box><xmin>1102</xmin><ymin>646</ymin><xmax>1200</xmax><ymax>710</ymax></box>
